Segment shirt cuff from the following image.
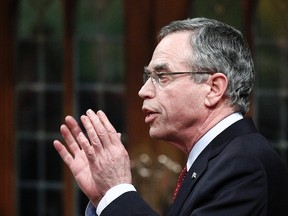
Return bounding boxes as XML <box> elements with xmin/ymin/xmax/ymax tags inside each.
<box><xmin>96</xmin><ymin>183</ymin><xmax>136</xmax><ymax>215</ymax></box>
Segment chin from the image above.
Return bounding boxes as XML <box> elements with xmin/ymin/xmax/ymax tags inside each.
<box><xmin>149</xmin><ymin>128</ymin><xmax>166</xmax><ymax>140</ymax></box>
<box><xmin>149</xmin><ymin>129</ymin><xmax>159</xmax><ymax>139</ymax></box>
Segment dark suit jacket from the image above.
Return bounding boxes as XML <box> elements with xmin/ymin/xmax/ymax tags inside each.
<box><xmin>101</xmin><ymin>118</ymin><xmax>288</xmax><ymax>216</ymax></box>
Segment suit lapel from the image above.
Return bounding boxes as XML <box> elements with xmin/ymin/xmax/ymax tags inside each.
<box><xmin>167</xmin><ymin>143</ymin><xmax>210</xmax><ymax>216</ymax></box>
<box><xmin>167</xmin><ymin>118</ymin><xmax>257</xmax><ymax>216</ymax></box>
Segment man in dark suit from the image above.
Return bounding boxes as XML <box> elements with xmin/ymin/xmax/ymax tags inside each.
<box><xmin>54</xmin><ymin>18</ymin><xmax>288</xmax><ymax>215</ymax></box>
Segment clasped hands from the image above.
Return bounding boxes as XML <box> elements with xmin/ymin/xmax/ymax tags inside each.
<box><xmin>53</xmin><ymin>109</ymin><xmax>132</xmax><ymax>207</ymax></box>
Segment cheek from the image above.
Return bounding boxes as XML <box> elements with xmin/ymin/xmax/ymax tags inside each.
<box><xmin>165</xmin><ymin>90</ymin><xmax>204</xmax><ymax>120</ymax></box>
<box><xmin>164</xmin><ymin>95</ymin><xmax>193</xmax><ymax>120</ymax></box>
<box><xmin>158</xmin><ymin>83</ymin><xmax>206</xmax><ymax>116</ymax></box>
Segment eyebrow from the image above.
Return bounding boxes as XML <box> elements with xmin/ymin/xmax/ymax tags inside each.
<box><xmin>144</xmin><ymin>63</ymin><xmax>171</xmax><ymax>73</ymax></box>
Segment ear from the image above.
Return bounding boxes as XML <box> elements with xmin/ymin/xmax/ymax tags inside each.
<box><xmin>204</xmin><ymin>73</ymin><xmax>228</xmax><ymax>107</ymax></box>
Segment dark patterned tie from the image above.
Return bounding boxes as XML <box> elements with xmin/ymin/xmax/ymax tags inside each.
<box><xmin>172</xmin><ymin>166</ymin><xmax>187</xmax><ymax>202</ymax></box>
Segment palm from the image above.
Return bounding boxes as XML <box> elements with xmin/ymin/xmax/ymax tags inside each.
<box><xmin>53</xmin><ymin>116</ymin><xmax>101</xmax><ymax>203</ymax></box>
<box><xmin>69</xmin><ymin>148</ymin><xmax>100</xmax><ymax>199</ymax></box>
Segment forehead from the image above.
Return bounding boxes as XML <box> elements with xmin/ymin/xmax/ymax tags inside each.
<box><xmin>147</xmin><ymin>31</ymin><xmax>192</xmax><ymax>71</ymax></box>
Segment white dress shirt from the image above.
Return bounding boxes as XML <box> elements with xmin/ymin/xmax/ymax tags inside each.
<box><xmin>86</xmin><ymin>112</ymin><xmax>243</xmax><ymax>215</ymax></box>
<box><xmin>186</xmin><ymin>112</ymin><xmax>243</xmax><ymax>170</ymax></box>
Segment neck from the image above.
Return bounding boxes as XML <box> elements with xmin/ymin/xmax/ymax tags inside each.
<box><xmin>169</xmin><ymin>106</ymin><xmax>236</xmax><ymax>154</ymax></box>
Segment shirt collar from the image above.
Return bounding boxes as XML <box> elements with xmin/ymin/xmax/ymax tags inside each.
<box><xmin>187</xmin><ymin>112</ymin><xmax>243</xmax><ymax>170</ymax></box>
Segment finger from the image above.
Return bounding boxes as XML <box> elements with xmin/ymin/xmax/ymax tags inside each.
<box><xmin>97</xmin><ymin>110</ymin><xmax>121</xmax><ymax>146</ymax></box>
<box><xmin>60</xmin><ymin>124</ymin><xmax>81</xmax><ymax>153</ymax></box>
<box><xmin>53</xmin><ymin>140</ymin><xmax>74</xmax><ymax>166</ymax></box>
<box><xmin>77</xmin><ymin>132</ymin><xmax>97</xmax><ymax>163</ymax></box>
<box><xmin>96</xmin><ymin>110</ymin><xmax>117</xmax><ymax>134</ymax></box>
<box><xmin>65</xmin><ymin>115</ymin><xmax>82</xmax><ymax>140</ymax></box>
<box><xmin>86</xmin><ymin>109</ymin><xmax>114</xmax><ymax>148</ymax></box>
<box><xmin>80</xmin><ymin>115</ymin><xmax>102</xmax><ymax>152</ymax></box>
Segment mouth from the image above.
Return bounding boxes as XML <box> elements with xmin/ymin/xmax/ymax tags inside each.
<box><xmin>142</xmin><ymin>107</ymin><xmax>158</xmax><ymax>123</ymax></box>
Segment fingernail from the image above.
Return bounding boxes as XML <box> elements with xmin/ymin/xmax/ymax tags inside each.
<box><xmin>81</xmin><ymin>115</ymin><xmax>87</xmax><ymax>122</ymax></box>
<box><xmin>86</xmin><ymin>109</ymin><xmax>94</xmax><ymax>115</ymax></box>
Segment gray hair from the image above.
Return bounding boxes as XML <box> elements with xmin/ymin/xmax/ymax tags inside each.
<box><xmin>158</xmin><ymin>17</ymin><xmax>255</xmax><ymax>114</ymax></box>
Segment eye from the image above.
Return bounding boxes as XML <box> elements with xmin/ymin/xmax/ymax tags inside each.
<box><xmin>157</xmin><ymin>73</ymin><xmax>171</xmax><ymax>85</ymax></box>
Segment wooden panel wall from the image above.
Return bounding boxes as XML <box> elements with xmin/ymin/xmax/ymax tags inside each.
<box><xmin>123</xmin><ymin>1</ymin><xmax>191</xmax><ymax>212</ymax></box>
<box><xmin>242</xmin><ymin>0</ymin><xmax>259</xmax><ymax>116</ymax></box>
<box><xmin>0</xmin><ymin>0</ymin><xmax>18</xmax><ymax>215</ymax></box>
<box><xmin>62</xmin><ymin>0</ymin><xmax>76</xmax><ymax>215</ymax></box>
<box><xmin>123</xmin><ymin>0</ymin><xmax>191</xmax><ymax>166</ymax></box>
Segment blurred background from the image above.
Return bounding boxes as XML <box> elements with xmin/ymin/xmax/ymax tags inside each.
<box><xmin>1</xmin><ymin>0</ymin><xmax>288</xmax><ymax>215</ymax></box>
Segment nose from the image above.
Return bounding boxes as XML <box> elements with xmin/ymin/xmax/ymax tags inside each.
<box><xmin>138</xmin><ymin>78</ymin><xmax>155</xmax><ymax>99</ymax></box>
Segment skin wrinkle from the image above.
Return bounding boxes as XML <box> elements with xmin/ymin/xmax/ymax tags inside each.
<box><xmin>139</xmin><ymin>32</ymin><xmax>218</xmax><ymax>154</ymax></box>
<box><xmin>139</xmin><ymin>32</ymin><xmax>234</xmax><ymax>154</ymax></box>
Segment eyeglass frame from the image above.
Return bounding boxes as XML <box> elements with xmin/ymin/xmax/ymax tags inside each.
<box><xmin>143</xmin><ymin>70</ymin><xmax>215</xmax><ymax>86</ymax></box>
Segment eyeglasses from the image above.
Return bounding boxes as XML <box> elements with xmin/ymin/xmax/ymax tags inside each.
<box><xmin>143</xmin><ymin>71</ymin><xmax>214</xmax><ymax>87</ymax></box>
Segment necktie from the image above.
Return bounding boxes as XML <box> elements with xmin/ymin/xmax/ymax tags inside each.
<box><xmin>172</xmin><ymin>166</ymin><xmax>187</xmax><ymax>202</ymax></box>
